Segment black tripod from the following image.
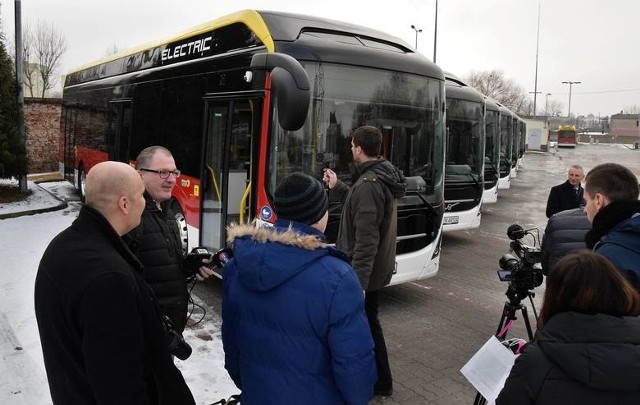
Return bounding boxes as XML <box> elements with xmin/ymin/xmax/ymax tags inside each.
<box><xmin>472</xmin><ymin>284</ymin><xmax>537</xmax><ymax>405</ymax></box>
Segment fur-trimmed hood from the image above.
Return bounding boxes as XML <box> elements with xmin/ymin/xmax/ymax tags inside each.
<box><xmin>226</xmin><ymin>222</ymin><xmax>326</xmax><ymax>250</ymax></box>
<box><xmin>225</xmin><ymin>220</ymin><xmax>348</xmax><ymax>292</ymax></box>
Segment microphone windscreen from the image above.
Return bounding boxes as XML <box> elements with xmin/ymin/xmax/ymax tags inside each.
<box><xmin>507</xmin><ymin>224</ymin><xmax>525</xmax><ymax>240</ymax></box>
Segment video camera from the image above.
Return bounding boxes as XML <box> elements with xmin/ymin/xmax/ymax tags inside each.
<box><xmin>183</xmin><ymin>247</ymin><xmax>234</xmax><ymax>275</ymax></box>
<box><xmin>497</xmin><ymin>224</ymin><xmax>544</xmax><ymax>292</ymax></box>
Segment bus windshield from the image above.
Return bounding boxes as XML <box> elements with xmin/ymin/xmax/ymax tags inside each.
<box><xmin>499</xmin><ymin>113</ymin><xmax>513</xmax><ymax>173</ymax></box>
<box><xmin>485</xmin><ymin>109</ymin><xmax>500</xmax><ymax>172</ymax></box>
<box><xmin>268</xmin><ymin>62</ymin><xmax>445</xmax><ymax>206</ymax></box>
<box><xmin>445</xmin><ymin>99</ymin><xmax>484</xmax><ymax>180</ymax></box>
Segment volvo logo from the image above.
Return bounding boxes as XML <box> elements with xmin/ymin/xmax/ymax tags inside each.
<box><xmin>260</xmin><ymin>205</ymin><xmax>273</xmax><ymax>221</ymax></box>
<box><xmin>445</xmin><ymin>202</ymin><xmax>460</xmax><ymax>211</ymax></box>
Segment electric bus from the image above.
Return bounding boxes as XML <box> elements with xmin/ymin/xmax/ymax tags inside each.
<box><xmin>557</xmin><ymin>125</ymin><xmax>577</xmax><ymax>147</ymax></box>
<box><xmin>516</xmin><ymin>117</ymin><xmax>526</xmax><ymax>167</ymax></box>
<box><xmin>442</xmin><ymin>73</ymin><xmax>485</xmax><ymax>231</ymax></box>
<box><xmin>497</xmin><ymin>104</ymin><xmax>513</xmax><ymax>189</ymax></box>
<box><xmin>482</xmin><ymin>98</ymin><xmax>500</xmax><ymax>204</ymax></box>
<box><xmin>510</xmin><ymin>115</ymin><xmax>519</xmax><ymax>178</ymax></box>
<box><xmin>60</xmin><ymin>9</ymin><xmax>446</xmax><ymax>286</ymax></box>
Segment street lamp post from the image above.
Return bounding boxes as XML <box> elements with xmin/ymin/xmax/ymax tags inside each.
<box><xmin>545</xmin><ymin>93</ymin><xmax>551</xmax><ymax>116</ymax></box>
<box><xmin>410</xmin><ymin>25</ymin><xmax>422</xmax><ymax>50</ymax></box>
<box><xmin>14</xmin><ymin>0</ymin><xmax>27</xmax><ymax>193</ymax></box>
<box><xmin>529</xmin><ymin>91</ymin><xmax>541</xmax><ymax>116</ymax></box>
<box><xmin>433</xmin><ymin>0</ymin><xmax>438</xmax><ymax>63</ymax></box>
<box><xmin>532</xmin><ymin>0</ymin><xmax>541</xmax><ymax>120</ymax></box>
<box><xmin>561</xmin><ymin>81</ymin><xmax>581</xmax><ymax>117</ymax></box>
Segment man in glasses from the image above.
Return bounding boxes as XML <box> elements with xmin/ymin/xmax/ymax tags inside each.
<box><xmin>126</xmin><ymin>146</ymin><xmax>214</xmax><ymax>339</ymax></box>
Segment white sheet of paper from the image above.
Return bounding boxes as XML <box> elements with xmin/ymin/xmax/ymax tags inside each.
<box><xmin>460</xmin><ymin>336</ymin><xmax>516</xmax><ymax>404</ymax></box>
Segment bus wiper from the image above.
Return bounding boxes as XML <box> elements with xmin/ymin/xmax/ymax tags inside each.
<box><xmin>463</xmin><ymin>172</ymin><xmax>481</xmax><ymax>188</ymax></box>
<box><xmin>484</xmin><ymin>157</ymin><xmax>499</xmax><ymax>175</ymax></box>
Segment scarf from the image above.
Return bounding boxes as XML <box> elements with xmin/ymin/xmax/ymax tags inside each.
<box><xmin>585</xmin><ymin>199</ymin><xmax>640</xmax><ymax>249</ymax></box>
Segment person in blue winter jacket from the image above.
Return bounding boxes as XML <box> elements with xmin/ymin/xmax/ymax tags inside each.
<box><xmin>221</xmin><ymin>172</ymin><xmax>377</xmax><ymax>405</ymax></box>
<box><xmin>583</xmin><ymin>162</ymin><xmax>640</xmax><ymax>290</ymax></box>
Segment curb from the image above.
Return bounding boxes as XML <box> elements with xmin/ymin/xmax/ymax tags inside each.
<box><xmin>0</xmin><ymin>183</ymin><xmax>69</xmax><ymax>220</ymax></box>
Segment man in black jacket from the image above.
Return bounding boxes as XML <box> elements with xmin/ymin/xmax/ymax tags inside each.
<box><xmin>323</xmin><ymin>126</ymin><xmax>407</xmax><ymax>397</ymax></box>
<box><xmin>35</xmin><ymin>161</ymin><xmax>194</xmax><ymax>404</ymax></box>
<box><xmin>127</xmin><ymin>146</ymin><xmax>213</xmax><ymax>334</ymax></box>
<box><xmin>545</xmin><ymin>164</ymin><xmax>584</xmax><ymax>218</ymax></box>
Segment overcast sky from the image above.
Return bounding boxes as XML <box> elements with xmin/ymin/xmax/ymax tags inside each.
<box><xmin>2</xmin><ymin>0</ymin><xmax>638</xmax><ymax>117</ymax></box>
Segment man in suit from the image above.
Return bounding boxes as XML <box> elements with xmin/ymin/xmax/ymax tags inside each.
<box><xmin>546</xmin><ymin>164</ymin><xmax>584</xmax><ymax>218</ymax></box>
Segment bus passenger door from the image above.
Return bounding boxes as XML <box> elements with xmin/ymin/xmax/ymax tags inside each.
<box><xmin>200</xmin><ymin>99</ymin><xmax>258</xmax><ymax>275</ymax></box>
<box><xmin>62</xmin><ymin>106</ymin><xmax>77</xmax><ymax>183</ymax></box>
<box><xmin>107</xmin><ymin>100</ymin><xmax>133</xmax><ymax>162</ymax></box>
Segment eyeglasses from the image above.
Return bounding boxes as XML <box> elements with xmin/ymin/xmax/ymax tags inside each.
<box><xmin>139</xmin><ymin>168</ymin><xmax>181</xmax><ymax>179</ymax></box>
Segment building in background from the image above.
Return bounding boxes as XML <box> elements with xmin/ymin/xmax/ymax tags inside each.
<box><xmin>609</xmin><ymin>113</ymin><xmax>640</xmax><ymax>144</ymax></box>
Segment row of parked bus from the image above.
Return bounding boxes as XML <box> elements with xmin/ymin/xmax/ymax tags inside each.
<box><xmin>59</xmin><ymin>9</ymin><xmax>527</xmax><ymax>287</ymax></box>
<box><xmin>442</xmin><ymin>73</ymin><xmax>527</xmax><ymax>232</ymax></box>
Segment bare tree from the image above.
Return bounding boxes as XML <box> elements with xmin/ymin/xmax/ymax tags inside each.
<box><xmin>465</xmin><ymin>70</ymin><xmax>529</xmax><ymax>116</ymax></box>
<box><xmin>21</xmin><ymin>20</ymin><xmax>67</xmax><ymax>98</ymax></box>
<box><xmin>547</xmin><ymin>100</ymin><xmax>564</xmax><ymax>117</ymax></box>
<box><xmin>621</xmin><ymin>105</ymin><xmax>640</xmax><ymax>114</ymax></box>
<box><xmin>20</xmin><ymin>22</ymin><xmax>39</xmax><ymax>97</ymax></box>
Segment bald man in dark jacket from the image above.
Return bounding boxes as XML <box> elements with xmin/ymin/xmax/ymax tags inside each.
<box><xmin>35</xmin><ymin>161</ymin><xmax>194</xmax><ymax>404</ymax></box>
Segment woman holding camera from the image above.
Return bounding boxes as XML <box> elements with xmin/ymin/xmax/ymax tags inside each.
<box><xmin>496</xmin><ymin>250</ymin><xmax>640</xmax><ymax>405</ymax></box>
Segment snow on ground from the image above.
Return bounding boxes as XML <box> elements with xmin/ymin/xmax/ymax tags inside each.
<box><xmin>0</xmin><ymin>181</ymin><xmax>237</xmax><ymax>404</ymax></box>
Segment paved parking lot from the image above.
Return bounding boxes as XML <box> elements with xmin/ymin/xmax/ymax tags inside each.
<box><xmin>368</xmin><ymin>143</ymin><xmax>640</xmax><ymax>404</ymax></box>
<box><xmin>194</xmin><ymin>143</ymin><xmax>640</xmax><ymax>404</ymax></box>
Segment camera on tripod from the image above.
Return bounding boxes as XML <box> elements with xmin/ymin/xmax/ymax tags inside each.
<box><xmin>497</xmin><ymin>224</ymin><xmax>544</xmax><ymax>292</ymax></box>
<box><xmin>183</xmin><ymin>247</ymin><xmax>234</xmax><ymax>275</ymax></box>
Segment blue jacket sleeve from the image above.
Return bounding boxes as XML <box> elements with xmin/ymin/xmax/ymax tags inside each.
<box><xmin>221</xmin><ymin>259</ymin><xmax>242</xmax><ymax>390</ymax></box>
<box><xmin>328</xmin><ymin>268</ymin><xmax>377</xmax><ymax>404</ymax></box>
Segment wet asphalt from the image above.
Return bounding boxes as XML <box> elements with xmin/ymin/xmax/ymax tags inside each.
<box><xmin>193</xmin><ymin>143</ymin><xmax>640</xmax><ymax>404</ymax></box>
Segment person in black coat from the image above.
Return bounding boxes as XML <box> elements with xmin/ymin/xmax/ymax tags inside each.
<box><xmin>545</xmin><ymin>164</ymin><xmax>584</xmax><ymax>218</ymax></box>
<box><xmin>126</xmin><ymin>146</ymin><xmax>214</xmax><ymax>334</ymax></box>
<box><xmin>540</xmin><ymin>208</ymin><xmax>591</xmax><ymax>274</ymax></box>
<box><xmin>496</xmin><ymin>251</ymin><xmax>640</xmax><ymax>405</ymax></box>
<box><xmin>35</xmin><ymin>161</ymin><xmax>195</xmax><ymax>404</ymax></box>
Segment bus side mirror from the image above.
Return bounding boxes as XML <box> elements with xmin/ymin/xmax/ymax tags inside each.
<box><xmin>251</xmin><ymin>53</ymin><xmax>310</xmax><ymax>131</ymax></box>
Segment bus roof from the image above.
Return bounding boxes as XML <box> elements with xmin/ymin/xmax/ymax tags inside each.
<box><xmin>66</xmin><ymin>9</ymin><xmax>433</xmax><ymax>83</ymax></box>
<box><xmin>258</xmin><ymin>10</ymin><xmax>411</xmax><ymax>49</ymax></box>
<box><xmin>67</xmin><ymin>10</ymin><xmax>273</xmax><ymax>75</ymax></box>
<box><xmin>444</xmin><ymin>74</ymin><xmax>485</xmax><ymax>104</ymax></box>
<box><xmin>484</xmin><ymin>97</ymin><xmax>500</xmax><ymax>112</ymax></box>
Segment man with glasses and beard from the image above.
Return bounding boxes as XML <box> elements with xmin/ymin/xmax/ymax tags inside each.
<box><xmin>126</xmin><ymin>146</ymin><xmax>214</xmax><ymax>336</ymax></box>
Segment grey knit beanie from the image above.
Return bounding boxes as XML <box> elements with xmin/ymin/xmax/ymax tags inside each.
<box><xmin>273</xmin><ymin>173</ymin><xmax>328</xmax><ymax>225</ymax></box>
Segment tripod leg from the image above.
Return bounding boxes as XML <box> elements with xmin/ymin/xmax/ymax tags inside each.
<box><xmin>473</xmin><ymin>391</ymin><xmax>487</xmax><ymax>405</ymax></box>
<box><xmin>520</xmin><ymin>305</ymin><xmax>535</xmax><ymax>341</ymax></box>
<box><xmin>473</xmin><ymin>304</ymin><xmax>514</xmax><ymax>404</ymax></box>
<box><xmin>495</xmin><ymin>304</ymin><xmax>512</xmax><ymax>337</ymax></box>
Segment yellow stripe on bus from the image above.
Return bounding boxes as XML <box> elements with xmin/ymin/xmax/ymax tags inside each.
<box><xmin>67</xmin><ymin>9</ymin><xmax>274</xmax><ymax>75</ymax></box>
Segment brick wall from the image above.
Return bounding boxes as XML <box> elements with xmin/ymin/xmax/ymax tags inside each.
<box><xmin>24</xmin><ymin>98</ymin><xmax>62</xmax><ymax>173</ymax></box>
